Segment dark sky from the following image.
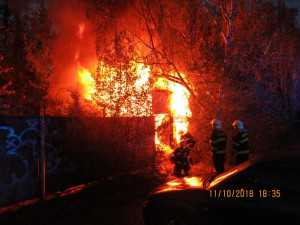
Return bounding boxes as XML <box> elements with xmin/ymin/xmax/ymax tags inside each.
<box><xmin>274</xmin><ymin>0</ymin><xmax>300</xmax><ymax>27</ymax></box>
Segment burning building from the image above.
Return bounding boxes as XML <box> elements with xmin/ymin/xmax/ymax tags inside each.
<box><xmin>43</xmin><ymin>0</ymin><xmax>194</xmax><ymax>156</ymax></box>
<box><xmin>1</xmin><ymin>0</ymin><xmax>299</xmax><ymax>175</ymax></box>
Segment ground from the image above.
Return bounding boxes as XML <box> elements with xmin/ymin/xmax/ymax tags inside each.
<box><xmin>0</xmin><ymin>172</ymin><xmax>166</xmax><ymax>225</ymax></box>
<box><xmin>1</xmin><ymin>127</ymin><xmax>300</xmax><ymax>225</ymax></box>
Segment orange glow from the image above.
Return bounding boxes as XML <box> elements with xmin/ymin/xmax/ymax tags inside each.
<box><xmin>170</xmin><ymin>81</ymin><xmax>191</xmax><ymax>143</ymax></box>
<box><xmin>184</xmin><ymin>177</ymin><xmax>202</xmax><ymax>187</ymax></box>
<box><xmin>157</xmin><ymin>177</ymin><xmax>204</xmax><ymax>193</ymax></box>
<box><xmin>78</xmin><ymin>66</ymin><xmax>96</xmax><ymax>100</ymax></box>
<box><xmin>77</xmin><ymin>23</ymin><xmax>85</xmax><ymax>40</ymax></box>
<box><xmin>209</xmin><ymin>170</ymin><xmax>238</xmax><ymax>187</ymax></box>
<box><xmin>75</xmin><ymin>52</ymin><xmax>79</xmax><ymax>61</ymax></box>
<box><xmin>167</xmin><ymin>181</ymin><xmax>181</xmax><ymax>186</ymax></box>
<box><xmin>74</xmin><ymin>20</ymin><xmax>191</xmax><ymax>156</ymax></box>
<box><xmin>154</xmin><ymin>77</ymin><xmax>191</xmax><ymax>150</ymax></box>
<box><xmin>77</xmin><ymin>67</ymin><xmax>191</xmax><ymax>153</ymax></box>
<box><xmin>155</xmin><ymin>114</ymin><xmax>173</xmax><ymax>154</ymax></box>
<box><xmin>77</xmin><ymin>61</ymin><xmax>152</xmax><ymax>117</ymax></box>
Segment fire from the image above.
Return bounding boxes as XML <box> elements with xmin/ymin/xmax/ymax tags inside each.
<box><xmin>77</xmin><ymin>23</ymin><xmax>85</xmax><ymax>40</ymax></box>
<box><xmin>154</xmin><ymin>77</ymin><xmax>191</xmax><ymax>147</ymax></box>
<box><xmin>184</xmin><ymin>177</ymin><xmax>202</xmax><ymax>187</ymax></box>
<box><xmin>78</xmin><ymin>66</ymin><xmax>96</xmax><ymax>100</ymax></box>
<box><xmin>155</xmin><ymin>114</ymin><xmax>173</xmax><ymax>154</ymax></box>
<box><xmin>155</xmin><ymin>114</ymin><xmax>164</xmax><ymax>144</ymax></box>
<box><xmin>170</xmin><ymin>82</ymin><xmax>191</xmax><ymax>143</ymax></box>
<box><xmin>167</xmin><ymin>181</ymin><xmax>181</xmax><ymax>186</ymax></box>
<box><xmin>89</xmin><ymin>61</ymin><xmax>152</xmax><ymax>117</ymax></box>
<box><xmin>77</xmin><ymin>67</ymin><xmax>191</xmax><ymax>152</ymax></box>
<box><xmin>135</xmin><ymin>64</ymin><xmax>151</xmax><ymax>88</ymax></box>
<box><xmin>74</xmin><ymin>23</ymin><xmax>191</xmax><ymax>154</ymax></box>
<box><xmin>157</xmin><ymin>177</ymin><xmax>203</xmax><ymax>193</ymax></box>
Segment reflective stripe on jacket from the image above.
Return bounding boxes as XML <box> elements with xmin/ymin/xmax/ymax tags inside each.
<box><xmin>210</xmin><ymin>129</ymin><xmax>227</xmax><ymax>155</ymax></box>
<box><xmin>232</xmin><ymin>131</ymin><xmax>249</xmax><ymax>155</ymax></box>
<box><xmin>180</xmin><ymin>133</ymin><xmax>196</xmax><ymax>149</ymax></box>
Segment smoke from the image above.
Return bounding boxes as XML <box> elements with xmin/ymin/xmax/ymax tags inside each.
<box><xmin>45</xmin><ymin>0</ymin><xmax>163</xmax><ymax>115</ymax></box>
<box><xmin>47</xmin><ymin>0</ymin><xmax>97</xmax><ymax>114</ymax></box>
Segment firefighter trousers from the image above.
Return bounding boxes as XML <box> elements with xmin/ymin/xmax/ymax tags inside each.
<box><xmin>213</xmin><ymin>154</ymin><xmax>225</xmax><ymax>173</ymax></box>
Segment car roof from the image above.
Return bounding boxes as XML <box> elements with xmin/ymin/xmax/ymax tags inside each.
<box><xmin>208</xmin><ymin>149</ymin><xmax>300</xmax><ymax>188</ymax></box>
<box><xmin>250</xmin><ymin>149</ymin><xmax>300</xmax><ymax>166</ymax></box>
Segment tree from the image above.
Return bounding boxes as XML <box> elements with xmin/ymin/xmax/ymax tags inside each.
<box><xmin>0</xmin><ymin>53</ymin><xmax>15</xmax><ymax>115</ymax></box>
<box><xmin>110</xmin><ymin>0</ymin><xmax>300</xmax><ymax>152</ymax></box>
<box><xmin>89</xmin><ymin>1</ymin><xmax>154</xmax><ymax>117</ymax></box>
<box><xmin>0</xmin><ymin>0</ymin><xmax>52</xmax><ymax>116</ymax></box>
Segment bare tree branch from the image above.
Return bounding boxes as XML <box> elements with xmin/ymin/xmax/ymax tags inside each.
<box><xmin>121</xmin><ymin>25</ymin><xmax>153</xmax><ymax>50</ymax></box>
<box><xmin>138</xmin><ymin>0</ymin><xmax>155</xmax><ymax>49</ymax></box>
<box><xmin>263</xmin><ymin>32</ymin><xmax>277</xmax><ymax>56</ymax></box>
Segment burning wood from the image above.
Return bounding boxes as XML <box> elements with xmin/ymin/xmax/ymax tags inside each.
<box><xmin>72</xmin><ymin>20</ymin><xmax>192</xmax><ymax>155</ymax></box>
<box><xmin>77</xmin><ymin>60</ymin><xmax>192</xmax><ymax>154</ymax></box>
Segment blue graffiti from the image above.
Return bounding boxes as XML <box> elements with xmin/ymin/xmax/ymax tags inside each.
<box><xmin>0</xmin><ymin>119</ymin><xmax>39</xmax><ymax>186</ymax></box>
<box><xmin>0</xmin><ymin>118</ymin><xmax>75</xmax><ymax>188</ymax></box>
<box><xmin>6</xmin><ymin>138</ymin><xmax>16</xmax><ymax>149</ymax></box>
<box><xmin>0</xmin><ymin>118</ymin><xmax>78</xmax><ymax>207</ymax></box>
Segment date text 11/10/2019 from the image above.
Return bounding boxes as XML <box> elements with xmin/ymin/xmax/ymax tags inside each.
<box><xmin>209</xmin><ymin>189</ymin><xmax>281</xmax><ymax>198</ymax></box>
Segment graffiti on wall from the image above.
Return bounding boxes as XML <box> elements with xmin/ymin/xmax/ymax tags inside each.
<box><xmin>0</xmin><ymin>119</ymin><xmax>38</xmax><ymax>187</ymax></box>
<box><xmin>0</xmin><ymin>118</ymin><xmax>75</xmax><ymax>188</ymax></box>
<box><xmin>0</xmin><ymin>116</ymin><xmax>155</xmax><ymax>207</ymax></box>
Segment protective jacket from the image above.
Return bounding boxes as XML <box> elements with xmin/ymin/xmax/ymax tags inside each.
<box><xmin>210</xmin><ymin>129</ymin><xmax>227</xmax><ymax>155</ymax></box>
<box><xmin>180</xmin><ymin>133</ymin><xmax>196</xmax><ymax>149</ymax></box>
<box><xmin>171</xmin><ymin>146</ymin><xmax>191</xmax><ymax>177</ymax></box>
<box><xmin>171</xmin><ymin>147</ymin><xmax>190</xmax><ymax>165</ymax></box>
<box><xmin>232</xmin><ymin>129</ymin><xmax>249</xmax><ymax>155</ymax></box>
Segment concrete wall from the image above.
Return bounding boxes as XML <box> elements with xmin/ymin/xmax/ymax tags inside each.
<box><xmin>0</xmin><ymin>116</ymin><xmax>155</xmax><ymax>207</ymax></box>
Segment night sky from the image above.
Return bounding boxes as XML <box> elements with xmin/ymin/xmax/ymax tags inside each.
<box><xmin>274</xmin><ymin>0</ymin><xmax>300</xmax><ymax>27</ymax></box>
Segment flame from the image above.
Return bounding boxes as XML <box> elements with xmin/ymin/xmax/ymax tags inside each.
<box><xmin>155</xmin><ymin>114</ymin><xmax>164</xmax><ymax>144</ymax></box>
<box><xmin>77</xmin><ymin>65</ymin><xmax>191</xmax><ymax>153</ymax></box>
<box><xmin>184</xmin><ymin>177</ymin><xmax>202</xmax><ymax>187</ymax></box>
<box><xmin>103</xmin><ymin>62</ymin><xmax>151</xmax><ymax>116</ymax></box>
<box><xmin>154</xmin><ymin>77</ymin><xmax>191</xmax><ymax>148</ymax></box>
<box><xmin>75</xmin><ymin>22</ymin><xmax>97</xmax><ymax>102</ymax></box>
<box><xmin>167</xmin><ymin>181</ymin><xmax>181</xmax><ymax>186</ymax></box>
<box><xmin>74</xmin><ymin>22</ymin><xmax>191</xmax><ymax>155</ymax></box>
<box><xmin>157</xmin><ymin>177</ymin><xmax>203</xmax><ymax>193</ymax></box>
<box><xmin>135</xmin><ymin>64</ymin><xmax>150</xmax><ymax>88</ymax></box>
<box><xmin>77</xmin><ymin>23</ymin><xmax>85</xmax><ymax>40</ymax></box>
<box><xmin>78</xmin><ymin>66</ymin><xmax>96</xmax><ymax>100</ymax></box>
<box><xmin>170</xmin><ymin>82</ymin><xmax>191</xmax><ymax>143</ymax></box>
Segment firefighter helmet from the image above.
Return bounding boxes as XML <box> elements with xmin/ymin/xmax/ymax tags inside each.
<box><xmin>178</xmin><ymin>130</ymin><xmax>184</xmax><ymax>136</ymax></box>
<box><xmin>210</xmin><ymin>119</ymin><xmax>221</xmax><ymax>129</ymax></box>
<box><xmin>232</xmin><ymin>120</ymin><xmax>244</xmax><ymax>130</ymax></box>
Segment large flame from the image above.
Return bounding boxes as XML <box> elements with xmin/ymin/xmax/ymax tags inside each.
<box><xmin>75</xmin><ymin>23</ymin><xmax>191</xmax><ymax>154</ymax></box>
<box><xmin>170</xmin><ymin>82</ymin><xmax>191</xmax><ymax>143</ymax></box>
<box><xmin>154</xmin><ymin>77</ymin><xmax>191</xmax><ymax>146</ymax></box>
<box><xmin>78</xmin><ymin>66</ymin><xmax>96</xmax><ymax>100</ymax></box>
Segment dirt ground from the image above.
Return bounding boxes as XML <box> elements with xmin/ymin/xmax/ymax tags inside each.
<box><xmin>0</xmin><ymin>172</ymin><xmax>166</xmax><ymax>225</ymax></box>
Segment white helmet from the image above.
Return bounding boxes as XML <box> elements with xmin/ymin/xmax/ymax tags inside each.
<box><xmin>232</xmin><ymin>120</ymin><xmax>244</xmax><ymax>130</ymax></box>
<box><xmin>178</xmin><ymin>130</ymin><xmax>184</xmax><ymax>136</ymax></box>
<box><xmin>210</xmin><ymin>119</ymin><xmax>221</xmax><ymax>129</ymax></box>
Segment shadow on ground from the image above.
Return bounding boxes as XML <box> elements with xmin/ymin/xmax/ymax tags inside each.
<box><xmin>0</xmin><ymin>172</ymin><xmax>166</xmax><ymax>225</ymax></box>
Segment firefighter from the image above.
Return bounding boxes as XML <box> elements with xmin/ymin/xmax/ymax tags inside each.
<box><xmin>178</xmin><ymin>130</ymin><xmax>196</xmax><ymax>153</ymax></box>
<box><xmin>231</xmin><ymin>120</ymin><xmax>249</xmax><ymax>165</ymax></box>
<box><xmin>210</xmin><ymin>119</ymin><xmax>227</xmax><ymax>173</ymax></box>
<box><xmin>179</xmin><ymin>130</ymin><xmax>196</xmax><ymax>166</ymax></box>
<box><xmin>171</xmin><ymin>140</ymin><xmax>191</xmax><ymax>177</ymax></box>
